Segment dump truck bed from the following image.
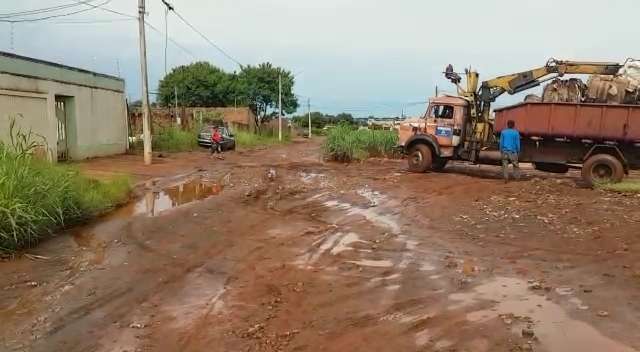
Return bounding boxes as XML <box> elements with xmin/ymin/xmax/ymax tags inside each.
<box><xmin>494</xmin><ymin>102</ymin><xmax>640</xmax><ymax>142</ymax></box>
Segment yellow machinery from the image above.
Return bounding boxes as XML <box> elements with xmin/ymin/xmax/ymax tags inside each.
<box><xmin>444</xmin><ymin>58</ymin><xmax>623</xmax><ymax>160</ymax></box>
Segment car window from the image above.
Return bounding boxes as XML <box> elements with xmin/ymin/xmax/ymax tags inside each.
<box><xmin>428</xmin><ymin>104</ymin><xmax>455</xmax><ymax>119</ymax></box>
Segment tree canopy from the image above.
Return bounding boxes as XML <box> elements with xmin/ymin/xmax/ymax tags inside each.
<box><xmin>158</xmin><ymin>62</ymin><xmax>235</xmax><ymax>107</ymax></box>
<box><xmin>157</xmin><ymin>61</ymin><xmax>298</xmax><ymax>126</ymax></box>
<box><xmin>291</xmin><ymin>112</ymin><xmax>360</xmax><ymax>129</ymax></box>
<box><xmin>236</xmin><ymin>63</ymin><xmax>298</xmax><ymax>122</ymax></box>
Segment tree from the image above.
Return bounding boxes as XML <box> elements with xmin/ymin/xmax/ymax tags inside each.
<box><xmin>157</xmin><ymin>62</ymin><xmax>235</xmax><ymax>107</ymax></box>
<box><xmin>237</xmin><ymin>63</ymin><xmax>299</xmax><ymax>126</ymax></box>
<box><xmin>291</xmin><ymin>112</ymin><xmax>359</xmax><ymax>129</ymax></box>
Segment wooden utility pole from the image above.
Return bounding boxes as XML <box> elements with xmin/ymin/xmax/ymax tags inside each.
<box><xmin>278</xmin><ymin>73</ymin><xmax>282</xmax><ymax>141</ymax></box>
<box><xmin>138</xmin><ymin>0</ymin><xmax>152</xmax><ymax>165</ymax></box>
<box><xmin>307</xmin><ymin>98</ymin><xmax>311</xmax><ymax>138</ymax></box>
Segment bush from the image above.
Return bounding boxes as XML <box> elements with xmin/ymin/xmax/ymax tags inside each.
<box><xmin>597</xmin><ymin>179</ymin><xmax>640</xmax><ymax>193</ymax></box>
<box><xmin>324</xmin><ymin>124</ymin><xmax>398</xmax><ymax>161</ymax></box>
<box><xmin>0</xmin><ymin>145</ymin><xmax>130</xmax><ymax>254</ymax></box>
<box><xmin>152</xmin><ymin>126</ymin><xmax>198</xmax><ymax>152</ymax></box>
<box><xmin>234</xmin><ymin>130</ymin><xmax>290</xmax><ymax>148</ymax></box>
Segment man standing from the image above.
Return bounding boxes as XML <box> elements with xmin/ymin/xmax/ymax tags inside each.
<box><xmin>500</xmin><ymin>120</ymin><xmax>521</xmax><ymax>182</ymax></box>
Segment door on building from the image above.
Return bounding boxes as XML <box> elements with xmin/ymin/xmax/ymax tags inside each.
<box><xmin>55</xmin><ymin>97</ymin><xmax>68</xmax><ymax>161</ymax></box>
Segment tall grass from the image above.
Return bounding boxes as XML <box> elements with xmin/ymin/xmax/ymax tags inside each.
<box><xmin>324</xmin><ymin>124</ymin><xmax>398</xmax><ymax>161</ymax></box>
<box><xmin>234</xmin><ymin>130</ymin><xmax>290</xmax><ymax>148</ymax></box>
<box><xmin>152</xmin><ymin>126</ymin><xmax>199</xmax><ymax>152</ymax></box>
<box><xmin>597</xmin><ymin>179</ymin><xmax>640</xmax><ymax>193</ymax></box>
<box><xmin>0</xmin><ymin>146</ymin><xmax>130</xmax><ymax>255</ymax></box>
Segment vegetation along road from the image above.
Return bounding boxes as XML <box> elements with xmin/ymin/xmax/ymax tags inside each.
<box><xmin>2</xmin><ymin>137</ymin><xmax>640</xmax><ymax>352</ymax></box>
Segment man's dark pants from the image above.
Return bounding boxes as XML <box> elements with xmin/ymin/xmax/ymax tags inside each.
<box><xmin>501</xmin><ymin>151</ymin><xmax>520</xmax><ymax>181</ymax></box>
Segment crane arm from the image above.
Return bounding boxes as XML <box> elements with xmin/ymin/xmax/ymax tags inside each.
<box><xmin>479</xmin><ymin>59</ymin><xmax>622</xmax><ymax>103</ymax></box>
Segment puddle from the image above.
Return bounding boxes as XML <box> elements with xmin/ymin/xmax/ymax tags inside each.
<box><xmin>299</xmin><ymin>172</ymin><xmax>325</xmax><ymax>184</ymax></box>
<box><xmin>162</xmin><ymin>266</ymin><xmax>226</xmax><ymax>329</ymax></box>
<box><xmin>449</xmin><ymin>277</ymin><xmax>636</xmax><ymax>352</ymax></box>
<box><xmin>356</xmin><ymin>187</ymin><xmax>385</xmax><ymax>207</ymax></box>
<box><xmin>420</xmin><ymin>263</ymin><xmax>436</xmax><ymax>271</ymax></box>
<box><xmin>323</xmin><ymin>200</ymin><xmax>401</xmax><ymax>234</ymax></box>
<box><xmin>347</xmin><ymin>259</ymin><xmax>394</xmax><ymax>268</ymax></box>
<box><xmin>415</xmin><ymin>329</ymin><xmax>431</xmax><ymax>346</ymax></box>
<box><xmin>330</xmin><ymin>232</ymin><xmax>365</xmax><ymax>255</ymax></box>
<box><xmin>134</xmin><ymin>179</ymin><xmax>222</xmax><ymax>217</ymax></box>
<box><xmin>371</xmin><ymin>273</ymin><xmax>402</xmax><ymax>283</ymax></box>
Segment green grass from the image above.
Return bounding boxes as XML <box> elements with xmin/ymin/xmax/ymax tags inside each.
<box><xmin>0</xmin><ymin>145</ymin><xmax>131</xmax><ymax>254</ymax></box>
<box><xmin>597</xmin><ymin>179</ymin><xmax>640</xmax><ymax>193</ymax></box>
<box><xmin>234</xmin><ymin>130</ymin><xmax>290</xmax><ymax>148</ymax></box>
<box><xmin>323</xmin><ymin>124</ymin><xmax>398</xmax><ymax>161</ymax></box>
<box><xmin>152</xmin><ymin>126</ymin><xmax>198</xmax><ymax>152</ymax></box>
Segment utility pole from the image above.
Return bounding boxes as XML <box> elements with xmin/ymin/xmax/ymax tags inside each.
<box><xmin>174</xmin><ymin>86</ymin><xmax>179</xmax><ymax>125</ymax></box>
<box><xmin>307</xmin><ymin>98</ymin><xmax>311</xmax><ymax>138</ymax></box>
<box><xmin>278</xmin><ymin>73</ymin><xmax>282</xmax><ymax>141</ymax></box>
<box><xmin>161</xmin><ymin>0</ymin><xmax>174</xmax><ymax>76</ymax></box>
<box><xmin>138</xmin><ymin>0</ymin><xmax>152</xmax><ymax>165</ymax></box>
<box><xmin>9</xmin><ymin>23</ymin><xmax>14</xmax><ymax>52</ymax></box>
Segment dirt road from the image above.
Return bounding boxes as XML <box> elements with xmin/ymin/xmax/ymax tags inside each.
<box><xmin>2</xmin><ymin>139</ymin><xmax>640</xmax><ymax>352</ymax></box>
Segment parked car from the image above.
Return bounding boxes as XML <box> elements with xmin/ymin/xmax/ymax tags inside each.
<box><xmin>197</xmin><ymin>126</ymin><xmax>236</xmax><ymax>151</ymax></box>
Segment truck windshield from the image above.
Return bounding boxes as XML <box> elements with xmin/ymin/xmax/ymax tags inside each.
<box><xmin>428</xmin><ymin>104</ymin><xmax>454</xmax><ymax>119</ymax></box>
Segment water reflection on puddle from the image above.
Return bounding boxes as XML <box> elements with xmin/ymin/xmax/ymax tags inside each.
<box><xmin>134</xmin><ymin>179</ymin><xmax>222</xmax><ymax>217</ymax></box>
<box><xmin>449</xmin><ymin>277</ymin><xmax>636</xmax><ymax>352</ymax></box>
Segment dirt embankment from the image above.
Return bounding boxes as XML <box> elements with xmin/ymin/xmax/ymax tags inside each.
<box><xmin>1</xmin><ymin>139</ymin><xmax>640</xmax><ymax>352</ymax></box>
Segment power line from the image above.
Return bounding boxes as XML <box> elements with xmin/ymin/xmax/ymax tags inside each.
<box><xmin>73</xmin><ymin>0</ymin><xmax>137</xmax><ymax>19</ymax></box>
<box><xmin>52</xmin><ymin>18</ymin><xmax>135</xmax><ymax>24</ymax></box>
<box><xmin>70</xmin><ymin>0</ymin><xmax>195</xmax><ymax>61</ymax></box>
<box><xmin>0</xmin><ymin>0</ymin><xmax>110</xmax><ymax>23</ymax></box>
<box><xmin>163</xmin><ymin>4</ymin><xmax>243</xmax><ymax>68</ymax></box>
<box><xmin>0</xmin><ymin>0</ymin><xmax>99</xmax><ymax>19</ymax></box>
<box><xmin>145</xmin><ymin>21</ymin><xmax>197</xmax><ymax>60</ymax></box>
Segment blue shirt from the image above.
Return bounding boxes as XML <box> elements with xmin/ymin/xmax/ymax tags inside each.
<box><xmin>500</xmin><ymin>128</ymin><xmax>521</xmax><ymax>153</ymax></box>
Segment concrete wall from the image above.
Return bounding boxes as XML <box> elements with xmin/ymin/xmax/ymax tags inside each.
<box><xmin>0</xmin><ymin>51</ymin><xmax>127</xmax><ymax>161</ymax></box>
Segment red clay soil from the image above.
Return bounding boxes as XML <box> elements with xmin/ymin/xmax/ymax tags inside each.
<box><xmin>1</xmin><ymin>138</ymin><xmax>640</xmax><ymax>352</ymax></box>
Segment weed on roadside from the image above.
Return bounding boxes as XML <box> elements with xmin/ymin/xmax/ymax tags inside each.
<box><xmin>597</xmin><ymin>179</ymin><xmax>640</xmax><ymax>193</ymax></box>
<box><xmin>0</xmin><ymin>120</ymin><xmax>131</xmax><ymax>254</ymax></box>
<box><xmin>234</xmin><ymin>130</ymin><xmax>290</xmax><ymax>148</ymax></box>
<box><xmin>323</xmin><ymin>123</ymin><xmax>398</xmax><ymax>161</ymax></box>
<box><xmin>152</xmin><ymin>126</ymin><xmax>199</xmax><ymax>152</ymax></box>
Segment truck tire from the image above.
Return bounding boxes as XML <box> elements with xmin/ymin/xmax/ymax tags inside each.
<box><xmin>431</xmin><ymin>157</ymin><xmax>448</xmax><ymax>171</ymax></box>
<box><xmin>407</xmin><ymin>144</ymin><xmax>433</xmax><ymax>173</ymax></box>
<box><xmin>581</xmin><ymin>154</ymin><xmax>624</xmax><ymax>186</ymax></box>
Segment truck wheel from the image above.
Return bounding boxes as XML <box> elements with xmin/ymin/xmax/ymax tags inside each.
<box><xmin>407</xmin><ymin>144</ymin><xmax>432</xmax><ymax>173</ymax></box>
<box><xmin>581</xmin><ymin>154</ymin><xmax>624</xmax><ymax>186</ymax></box>
<box><xmin>431</xmin><ymin>157</ymin><xmax>448</xmax><ymax>171</ymax></box>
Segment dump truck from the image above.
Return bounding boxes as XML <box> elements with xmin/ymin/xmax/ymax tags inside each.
<box><xmin>398</xmin><ymin>58</ymin><xmax>640</xmax><ymax>185</ymax></box>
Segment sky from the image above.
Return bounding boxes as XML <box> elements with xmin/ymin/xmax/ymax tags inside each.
<box><xmin>2</xmin><ymin>0</ymin><xmax>639</xmax><ymax>117</ymax></box>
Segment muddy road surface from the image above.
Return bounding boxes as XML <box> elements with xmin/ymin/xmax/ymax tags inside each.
<box><xmin>2</xmin><ymin>139</ymin><xmax>640</xmax><ymax>352</ymax></box>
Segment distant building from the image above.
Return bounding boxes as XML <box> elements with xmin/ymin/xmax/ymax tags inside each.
<box><xmin>128</xmin><ymin>106</ymin><xmax>257</xmax><ymax>134</ymax></box>
<box><xmin>0</xmin><ymin>51</ymin><xmax>127</xmax><ymax>161</ymax></box>
<box><xmin>367</xmin><ymin>116</ymin><xmax>405</xmax><ymax>130</ymax></box>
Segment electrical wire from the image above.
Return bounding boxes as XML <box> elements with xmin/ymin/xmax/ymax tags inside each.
<box><xmin>52</xmin><ymin>18</ymin><xmax>135</xmax><ymax>24</ymax></box>
<box><xmin>73</xmin><ymin>0</ymin><xmax>136</xmax><ymax>19</ymax></box>
<box><xmin>165</xmin><ymin>6</ymin><xmax>243</xmax><ymax>68</ymax></box>
<box><xmin>0</xmin><ymin>0</ymin><xmax>99</xmax><ymax>19</ymax></box>
<box><xmin>145</xmin><ymin>21</ymin><xmax>197</xmax><ymax>60</ymax></box>
<box><xmin>0</xmin><ymin>0</ymin><xmax>110</xmax><ymax>23</ymax></box>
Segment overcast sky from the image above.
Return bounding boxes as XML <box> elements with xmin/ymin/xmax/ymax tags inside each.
<box><xmin>3</xmin><ymin>0</ymin><xmax>639</xmax><ymax>117</ymax></box>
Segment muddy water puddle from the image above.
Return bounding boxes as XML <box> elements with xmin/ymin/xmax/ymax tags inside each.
<box><xmin>449</xmin><ymin>277</ymin><xmax>637</xmax><ymax>352</ymax></box>
<box><xmin>134</xmin><ymin>178</ymin><xmax>222</xmax><ymax>217</ymax></box>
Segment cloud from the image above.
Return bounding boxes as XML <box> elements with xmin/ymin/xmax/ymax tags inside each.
<box><xmin>5</xmin><ymin>0</ymin><xmax>639</xmax><ymax>116</ymax></box>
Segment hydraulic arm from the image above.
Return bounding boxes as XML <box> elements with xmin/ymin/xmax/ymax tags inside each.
<box><xmin>446</xmin><ymin>58</ymin><xmax>622</xmax><ymax>122</ymax></box>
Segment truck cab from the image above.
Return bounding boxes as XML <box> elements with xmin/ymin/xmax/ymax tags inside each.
<box><xmin>398</xmin><ymin>95</ymin><xmax>469</xmax><ymax>172</ymax></box>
